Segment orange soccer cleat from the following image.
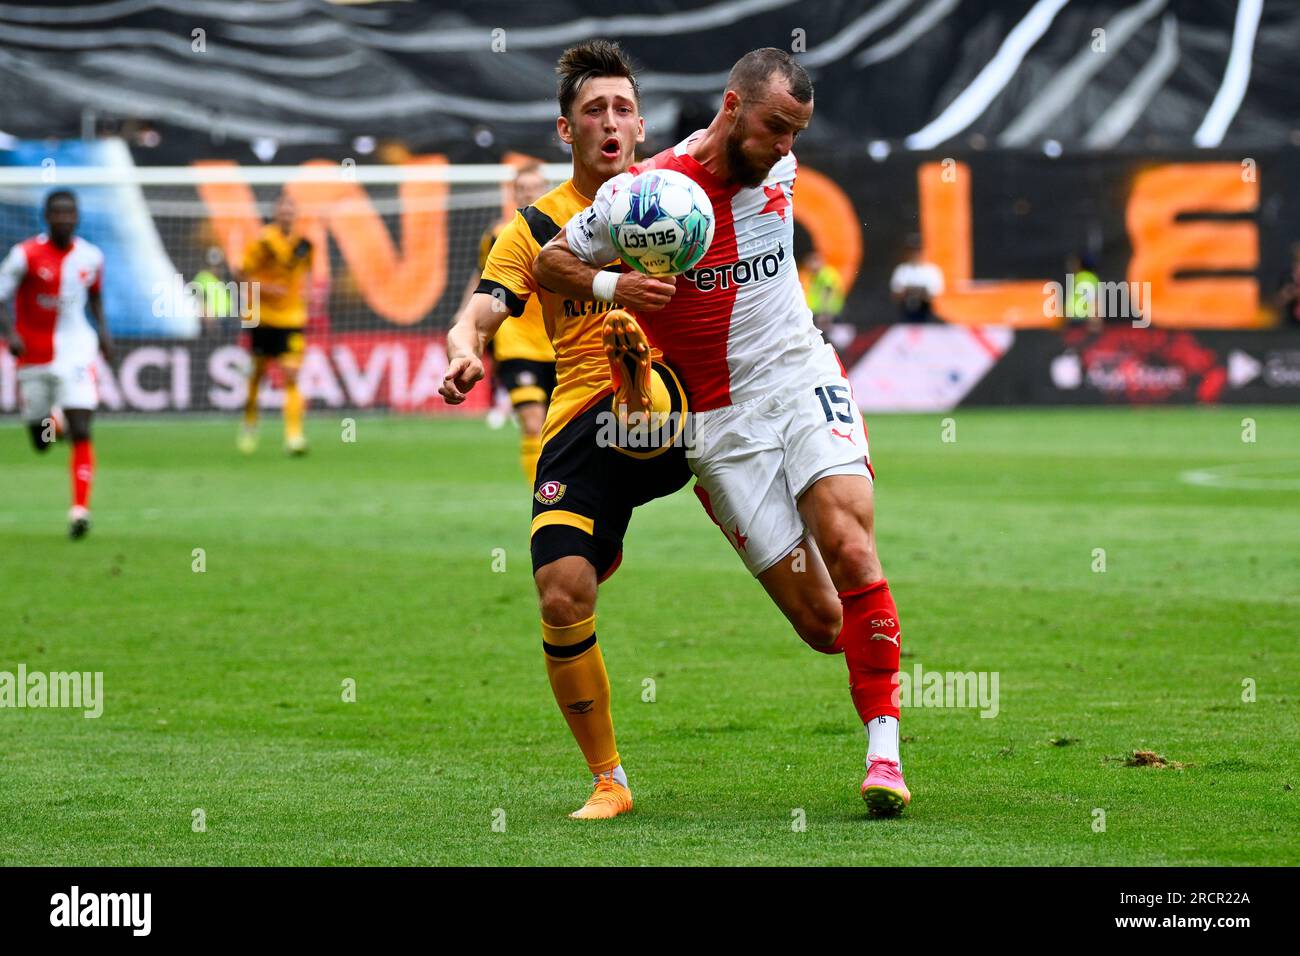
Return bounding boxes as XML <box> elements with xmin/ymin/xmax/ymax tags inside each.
<box><xmin>602</xmin><ymin>309</ymin><xmax>655</xmax><ymax>415</ymax></box>
<box><xmin>569</xmin><ymin>771</ymin><xmax>634</xmax><ymax>820</ymax></box>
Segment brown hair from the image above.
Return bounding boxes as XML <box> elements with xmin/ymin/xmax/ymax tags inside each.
<box><xmin>556</xmin><ymin>39</ymin><xmax>640</xmax><ymax>119</ymax></box>
<box><xmin>726</xmin><ymin>47</ymin><xmax>813</xmax><ymax>103</ymax></box>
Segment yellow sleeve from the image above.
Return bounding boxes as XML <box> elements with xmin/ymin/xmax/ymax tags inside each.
<box><xmin>478</xmin><ymin>213</ymin><xmax>538</xmax><ymax>317</ymax></box>
<box><xmin>240</xmin><ymin>234</ymin><xmax>267</xmax><ymax>276</ymax></box>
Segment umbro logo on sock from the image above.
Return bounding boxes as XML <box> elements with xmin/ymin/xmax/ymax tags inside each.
<box><xmin>567</xmin><ymin>700</ymin><xmax>594</xmax><ymax>714</ymax></box>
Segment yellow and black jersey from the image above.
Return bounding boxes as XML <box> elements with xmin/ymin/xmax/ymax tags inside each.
<box><xmin>477</xmin><ymin>179</ymin><xmax>659</xmax><ymax>448</ymax></box>
<box><xmin>240</xmin><ymin>224</ymin><xmax>312</xmax><ymax>329</ymax></box>
<box><xmin>477</xmin><ymin>222</ymin><xmax>555</xmax><ymax>366</ymax></box>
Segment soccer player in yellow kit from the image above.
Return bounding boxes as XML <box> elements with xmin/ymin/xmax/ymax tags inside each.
<box><xmin>468</xmin><ymin>164</ymin><xmax>554</xmax><ymax>481</ymax></box>
<box><xmin>237</xmin><ymin>192</ymin><xmax>313</xmax><ymax>455</ymax></box>
<box><xmin>440</xmin><ymin>40</ymin><xmax>682</xmax><ymax>819</ymax></box>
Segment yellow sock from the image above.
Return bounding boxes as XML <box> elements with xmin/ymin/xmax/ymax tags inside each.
<box><xmin>244</xmin><ymin>360</ymin><xmax>264</xmax><ymax>426</ymax></box>
<box><xmin>542</xmin><ymin>615</ymin><xmax>619</xmax><ymax>775</ymax></box>
<box><xmin>521</xmin><ymin>435</ymin><xmax>542</xmax><ymax>483</ymax></box>
<box><xmin>283</xmin><ymin>381</ymin><xmax>304</xmax><ymax>440</ymax></box>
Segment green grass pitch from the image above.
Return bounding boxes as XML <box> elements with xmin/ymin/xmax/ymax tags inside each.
<box><xmin>1</xmin><ymin>407</ymin><xmax>1297</xmax><ymax>866</ymax></box>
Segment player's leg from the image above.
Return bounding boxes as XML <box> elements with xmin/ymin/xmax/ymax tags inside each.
<box><xmin>529</xmin><ymin>385</ymin><xmax>692</xmax><ymax>819</ymax></box>
<box><xmin>533</xmin><ymin>531</ymin><xmax>631</xmax><ymax>820</ymax></box>
<box><xmin>602</xmin><ymin>310</ymin><xmax>654</xmax><ymax>413</ymax></box>
<box><xmin>753</xmin><ymin>535</ymin><xmax>845</xmax><ymax>653</ymax></box>
<box><xmin>280</xmin><ymin>331</ymin><xmax>307</xmax><ymax>454</ymax></box>
<box><xmin>19</xmin><ymin>369</ymin><xmax>57</xmax><ymax>454</ymax></box>
<box><xmin>499</xmin><ymin>359</ymin><xmax>554</xmax><ymax>482</ymax></box>
<box><xmin>530</xmin><ymin>405</ymin><xmax>632</xmax><ymax>819</ymax></box>
<box><xmin>515</xmin><ymin>401</ymin><xmax>545</xmax><ymax>482</ymax></box>
<box><xmin>64</xmin><ymin>407</ymin><xmax>95</xmax><ymax>539</ymax></box>
<box><xmin>240</xmin><ymin>345</ymin><xmax>269</xmax><ymax>453</ymax></box>
<box><xmin>52</xmin><ymin>360</ymin><xmax>99</xmax><ymax>539</ymax></box>
<box><xmin>798</xmin><ymin>472</ymin><xmax>909</xmax><ymax>815</ymax></box>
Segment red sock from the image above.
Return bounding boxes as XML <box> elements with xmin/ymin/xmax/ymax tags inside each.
<box><xmin>72</xmin><ymin>439</ymin><xmax>95</xmax><ymax>509</ymax></box>
<box><xmin>838</xmin><ymin>579</ymin><xmax>902</xmax><ymax>722</ymax></box>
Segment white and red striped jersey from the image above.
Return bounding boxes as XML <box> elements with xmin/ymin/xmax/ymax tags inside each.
<box><xmin>566</xmin><ymin>133</ymin><xmax>826</xmax><ymax>412</ymax></box>
<box><xmin>0</xmin><ymin>234</ymin><xmax>104</xmax><ymax>368</ymax></box>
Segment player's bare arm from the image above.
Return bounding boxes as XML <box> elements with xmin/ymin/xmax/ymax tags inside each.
<box><xmin>533</xmin><ymin>229</ymin><xmax>676</xmax><ymax>312</ymax></box>
<box><xmin>89</xmin><ymin>288</ymin><xmax>112</xmax><ymax>363</ymax></box>
<box><xmin>0</xmin><ymin>308</ymin><xmax>21</xmax><ymax>357</ymax></box>
<box><xmin>440</xmin><ymin>291</ymin><xmax>511</xmax><ymax>404</ymax></box>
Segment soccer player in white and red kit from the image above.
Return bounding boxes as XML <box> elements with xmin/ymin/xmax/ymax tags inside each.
<box><xmin>0</xmin><ymin>190</ymin><xmax>112</xmax><ymax>539</ymax></box>
<box><xmin>536</xmin><ymin>49</ymin><xmax>912</xmax><ymax>814</ymax></box>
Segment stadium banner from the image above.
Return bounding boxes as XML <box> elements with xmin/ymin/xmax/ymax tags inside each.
<box><xmin>849</xmin><ymin>327</ymin><xmax>1300</xmax><ymax>409</ymax></box>
<box><xmin>4</xmin><ymin>327</ymin><xmax>1296</xmax><ymax>415</ymax></box>
<box><xmin>805</xmin><ymin>149</ymin><xmax>1300</xmax><ymax>331</ymax></box>
<box><xmin>960</xmin><ymin>328</ymin><xmax>1300</xmax><ymax>407</ymax></box>
<box><xmin>4</xmin><ymin>146</ymin><xmax>1300</xmax><ymax>351</ymax></box>
<box><xmin>0</xmin><ymin>331</ymin><xmax>490</xmax><ymax>415</ymax></box>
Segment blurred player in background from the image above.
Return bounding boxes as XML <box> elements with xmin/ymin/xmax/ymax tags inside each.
<box><xmin>441</xmin><ymin>40</ymin><xmax>686</xmax><ymax>820</ymax></box>
<box><xmin>459</xmin><ymin>163</ymin><xmax>555</xmax><ymax>480</ymax></box>
<box><xmin>0</xmin><ymin>190</ymin><xmax>110</xmax><ymax>539</ymax></box>
<box><xmin>538</xmin><ymin>48</ymin><xmax>914</xmax><ymax>815</ymax></box>
<box><xmin>236</xmin><ymin>192</ymin><xmax>313</xmax><ymax>455</ymax></box>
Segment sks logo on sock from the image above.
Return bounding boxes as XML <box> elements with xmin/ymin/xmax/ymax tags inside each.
<box><xmin>871</xmin><ymin>617</ymin><xmax>897</xmax><ymax>629</ymax></box>
<box><xmin>535</xmin><ymin>480</ymin><xmax>567</xmax><ymax>505</ymax></box>
<box><xmin>567</xmin><ymin>699</ymin><xmax>594</xmax><ymax>714</ymax></box>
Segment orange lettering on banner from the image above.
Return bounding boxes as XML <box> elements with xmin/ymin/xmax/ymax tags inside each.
<box><xmin>794</xmin><ymin>165</ymin><xmax>861</xmax><ymax>292</ymax></box>
<box><xmin>195</xmin><ymin>156</ymin><xmax>450</xmax><ymax>325</ymax></box>
<box><xmin>1126</xmin><ymin>164</ymin><xmax>1258</xmax><ymax>328</ymax></box>
<box><xmin>918</xmin><ymin>160</ymin><xmax>1052</xmax><ymax>327</ymax></box>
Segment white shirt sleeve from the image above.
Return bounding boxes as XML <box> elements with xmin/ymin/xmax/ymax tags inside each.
<box><xmin>888</xmin><ymin>264</ymin><xmax>907</xmax><ymax>295</ymax></box>
<box><xmin>564</xmin><ymin>172</ymin><xmax>631</xmax><ymax>266</ymax></box>
<box><xmin>925</xmin><ymin>264</ymin><xmax>944</xmax><ymax>296</ymax></box>
<box><xmin>0</xmin><ymin>244</ymin><xmax>27</xmax><ymax>303</ymax></box>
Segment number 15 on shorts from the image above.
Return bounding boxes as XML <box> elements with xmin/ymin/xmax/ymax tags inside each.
<box><xmin>815</xmin><ymin>384</ymin><xmax>854</xmax><ymax>424</ymax></box>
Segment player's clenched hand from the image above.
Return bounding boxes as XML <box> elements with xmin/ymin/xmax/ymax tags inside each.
<box><xmin>7</xmin><ymin>336</ymin><xmax>23</xmax><ymax>358</ymax></box>
<box><xmin>615</xmin><ymin>273</ymin><xmax>677</xmax><ymax>312</ymax></box>
<box><xmin>439</xmin><ymin>355</ymin><xmax>484</xmax><ymax>404</ymax></box>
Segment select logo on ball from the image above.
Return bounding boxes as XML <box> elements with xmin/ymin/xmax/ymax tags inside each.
<box><xmin>609</xmin><ymin>168</ymin><xmax>715</xmax><ymax>276</ymax></box>
<box><xmin>535</xmin><ymin>480</ymin><xmax>567</xmax><ymax>505</ymax></box>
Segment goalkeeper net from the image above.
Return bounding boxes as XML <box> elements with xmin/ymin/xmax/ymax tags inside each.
<box><xmin>0</xmin><ymin>156</ymin><xmax>569</xmax><ymax>415</ymax></box>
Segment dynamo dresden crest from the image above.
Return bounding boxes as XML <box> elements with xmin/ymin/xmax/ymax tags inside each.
<box><xmin>535</xmin><ymin>480</ymin><xmax>566</xmax><ymax>505</ymax></box>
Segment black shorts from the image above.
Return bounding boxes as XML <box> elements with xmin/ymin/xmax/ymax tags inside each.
<box><xmin>495</xmin><ymin>358</ymin><xmax>556</xmax><ymax>408</ymax></box>
<box><xmin>249</xmin><ymin>326</ymin><xmax>305</xmax><ymax>358</ymax></box>
<box><xmin>530</xmin><ymin>362</ymin><xmax>691</xmax><ymax>580</ymax></box>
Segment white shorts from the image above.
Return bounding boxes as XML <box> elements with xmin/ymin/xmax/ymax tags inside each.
<box><xmin>17</xmin><ymin>361</ymin><xmax>99</xmax><ymax>424</ymax></box>
<box><xmin>689</xmin><ymin>354</ymin><xmax>872</xmax><ymax>576</ymax></box>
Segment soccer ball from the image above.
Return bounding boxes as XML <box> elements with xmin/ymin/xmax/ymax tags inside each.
<box><xmin>609</xmin><ymin>168</ymin><xmax>715</xmax><ymax>276</ymax></box>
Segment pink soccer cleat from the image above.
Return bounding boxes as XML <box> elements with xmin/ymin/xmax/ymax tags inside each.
<box><xmin>861</xmin><ymin>755</ymin><xmax>910</xmax><ymax>817</ymax></box>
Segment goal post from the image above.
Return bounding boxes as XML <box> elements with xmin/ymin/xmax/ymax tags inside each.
<box><xmin>0</xmin><ymin>158</ymin><xmax>572</xmax><ymax>416</ymax></box>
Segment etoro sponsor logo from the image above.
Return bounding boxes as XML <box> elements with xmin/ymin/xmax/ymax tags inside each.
<box><xmin>684</xmin><ymin>242</ymin><xmax>786</xmax><ymax>292</ymax></box>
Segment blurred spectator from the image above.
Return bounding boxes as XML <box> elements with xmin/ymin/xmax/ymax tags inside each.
<box><xmin>799</xmin><ymin>249</ymin><xmax>844</xmax><ymax>335</ymax></box>
<box><xmin>1275</xmin><ymin>242</ymin><xmax>1300</xmax><ymax>328</ymax></box>
<box><xmin>1064</xmin><ymin>252</ymin><xmax>1100</xmax><ymax>328</ymax></box>
<box><xmin>889</xmin><ymin>235</ymin><xmax>944</xmax><ymax>323</ymax></box>
<box><xmin>193</xmin><ymin>246</ymin><xmax>234</xmax><ymax>328</ymax></box>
